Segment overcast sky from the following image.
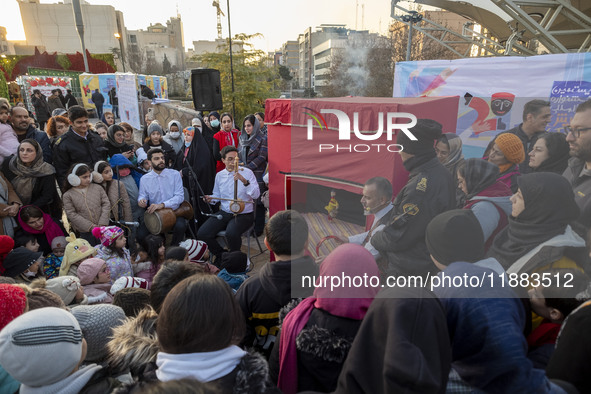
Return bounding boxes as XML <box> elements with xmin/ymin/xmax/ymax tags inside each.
<box><xmin>1</xmin><ymin>0</ymin><xmax>399</xmax><ymax>52</ymax></box>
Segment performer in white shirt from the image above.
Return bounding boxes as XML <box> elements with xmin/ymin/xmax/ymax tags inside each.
<box><xmin>137</xmin><ymin>148</ymin><xmax>187</xmax><ymax>245</ymax></box>
<box><xmin>198</xmin><ymin>146</ymin><xmax>260</xmax><ymax>262</ymax></box>
<box><xmin>348</xmin><ymin>177</ymin><xmax>394</xmax><ymax>259</ymax></box>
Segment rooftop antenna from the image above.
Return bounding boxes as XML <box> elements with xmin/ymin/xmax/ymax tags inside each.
<box><xmin>355</xmin><ymin>0</ymin><xmax>359</xmax><ymax>30</ymax></box>
<box><xmin>362</xmin><ymin>4</ymin><xmax>365</xmax><ymax>30</ymax></box>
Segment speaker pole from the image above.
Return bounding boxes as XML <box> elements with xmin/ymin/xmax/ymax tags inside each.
<box><xmin>227</xmin><ymin>0</ymin><xmax>236</xmax><ymax>119</ymax></box>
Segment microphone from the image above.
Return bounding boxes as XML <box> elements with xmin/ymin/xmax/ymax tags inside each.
<box><xmin>203</xmin><ymin>213</ymin><xmax>223</xmax><ymax>220</ymax></box>
<box><xmin>119</xmin><ymin>221</ymin><xmax>140</xmax><ymax>227</ymax></box>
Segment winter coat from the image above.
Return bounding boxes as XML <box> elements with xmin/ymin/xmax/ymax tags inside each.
<box><xmin>563</xmin><ymin>156</ymin><xmax>591</xmax><ymax>229</ymax></box>
<box><xmin>242</xmin><ymin>133</ymin><xmax>268</xmax><ymax>186</ymax></box>
<box><xmin>142</xmin><ymin>140</ymin><xmax>176</xmax><ymax>168</ymax></box>
<box><xmin>0</xmin><ymin>172</ymin><xmax>21</xmax><ymax>236</ymax></box>
<box><xmin>102</xmin><ymin>180</ymin><xmax>133</xmax><ymax>222</ymax></box>
<box><xmin>47</xmin><ymin>95</ymin><xmax>65</xmax><ymax>112</ymax></box>
<box><xmin>236</xmin><ymin>256</ymin><xmax>318</xmax><ymax>357</ymax></box>
<box><xmin>106</xmin><ymin>307</ymin><xmax>159</xmax><ymax>379</ymax></box>
<box><xmin>463</xmin><ymin>181</ymin><xmax>512</xmax><ymax>251</ymax></box>
<box><xmin>104</xmin><ymin>141</ymin><xmax>133</xmax><ymax>159</ymax></box>
<box><xmin>53</xmin><ymin>127</ymin><xmax>108</xmax><ymax>188</ymax></box>
<box><xmin>63</xmin><ymin>183</ymin><xmax>111</xmax><ymax>233</ymax></box>
<box><xmin>31</xmin><ymin>94</ymin><xmax>50</xmax><ymax>122</ymax></box>
<box><xmin>497</xmin><ymin>164</ymin><xmax>521</xmax><ymax>194</ymax></box>
<box><xmin>372</xmin><ymin>155</ymin><xmax>456</xmax><ymax>277</ymax></box>
<box><xmin>91</xmin><ymin>91</ymin><xmax>105</xmax><ymax>106</ymax></box>
<box><xmin>213</xmin><ymin>129</ymin><xmax>239</xmax><ymax>173</ymax></box>
<box><xmin>65</xmin><ymin>93</ymin><xmax>79</xmax><ymax>109</ymax></box>
<box><xmin>95</xmin><ymin>244</ymin><xmax>133</xmax><ymax>283</ymax></box>
<box><xmin>269</xmin><ymin>301</ymin><xmax>361</xmax><ymax>393</ymax></box>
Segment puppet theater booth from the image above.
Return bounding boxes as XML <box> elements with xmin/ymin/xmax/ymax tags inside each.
<box><xmin>265</xmin><ymin>96</ymin><xmax>459</xmax><ymax>258</ymax></box>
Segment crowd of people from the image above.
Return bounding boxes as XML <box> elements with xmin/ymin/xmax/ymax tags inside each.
<box><xmin>1</xmin><ymin>94</ymin><xmax>591</xmax><ymax>393</ymax></box>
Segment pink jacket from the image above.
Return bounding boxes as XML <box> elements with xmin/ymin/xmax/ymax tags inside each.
<box><xmin>0</xmin><ymin>123</ymin><xmax>19</xmax><ymax>165</ymax></box>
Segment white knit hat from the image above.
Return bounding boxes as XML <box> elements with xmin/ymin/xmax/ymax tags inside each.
<box><xmin>110</xmin><ymin>276</ymin><xmax>149</xmax><ymax>295</ymax></box>
<box><xmin>179</xmin><ymin>239</ymin><xmax>208</xmax><ymax>263</ymax></box>
<box><xmin>0</xmin><ymin>307</ymin><xmax>83</xmax><ymax>387</ymax></box>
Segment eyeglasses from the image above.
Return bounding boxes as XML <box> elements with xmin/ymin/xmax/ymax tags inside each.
<box><xmin>563</xmin><ymin>126</ymin><xmax>591</xmax><ymax>138</ymax></box>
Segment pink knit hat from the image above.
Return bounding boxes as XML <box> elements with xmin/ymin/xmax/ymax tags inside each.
<box><xmin>179</xmin><ymin>239</ymin><xmax>208</xmax><ymax>262</ymax></box>
<box><xmin>77</xmin><ymin>258</ymin><xmax>107</xmax><ymax>286</ymax></box>
<box><xmin>92</xmin><ymin>226</ymin><xmax>124</xmax><ymax>247</ymax></box>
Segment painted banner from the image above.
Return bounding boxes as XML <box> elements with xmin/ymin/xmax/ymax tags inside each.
<box><xmin>139</xmin><ymin>74</ymin><xmax>168</xmax><ymax>99</ymax></box>
<box><xmin>116</xmin><ymin>73</ymin><xmax>141</xmax><ymax>130</ymax></box>
<box><xmin>393</xmin><ymin>53</ymin><xmax>591</xmax><ymax>156</ymax></box>
<box><xmin>79</xmin><ymin>73</ymin><xmax>100</xmax><ymax>109</ymax></box>
<box><xmin>19</xmin><ymin>75</ymin><xmax>72</xmax><ymax>119</ymax></box>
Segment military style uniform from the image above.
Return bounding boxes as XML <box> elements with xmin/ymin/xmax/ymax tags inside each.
<box><xmin>53</xmin><ymin>127</ymin><xmax>107</xmax><ymax>188</ymax></box>
<box><xmin>372</xmin><ymin>156</ymin><xmax>456</xmax><ymax>277</ymax></box>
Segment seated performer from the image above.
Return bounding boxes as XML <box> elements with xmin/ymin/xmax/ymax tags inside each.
<box><xmin>198</xmin><ymin>146</ymin><xmax>260</xmax><ymax>263</ymax></box>
<box><xmin>347</xmin><ymin>177</ymin><xmax>394</xmax><ymax>259</ymax></box>
<box><xmin>137</xmin><ymin>148</ymin><xmax>186</xmax><ymax>245</ymax></box>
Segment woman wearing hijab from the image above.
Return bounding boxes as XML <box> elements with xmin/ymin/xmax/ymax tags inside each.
<box><xmin>239</xmin><ymin>114</ymin><xmax>268</xmax><ymax>235</ymax></box>
<box><xmin>163</xmin><ymin>120</ymin><xmax>184</xmax><ymax>154</ymax></box>
<box><xmin>457</xmin><ymin>158</ymin><xmax>512</xmax><ymax>251</ymax></box>
<box><xmin>436</xmin><ymin>133</ymin><xmax>464</xmax><ymax>202</ymax></box>
<box><xmin>104</xmin><ymin>124</ymin><xmax>134</xmax><ymax>160</ymax></box>
<box><xmin>270</xmin><ymin>244</ymin><xmax>380</xmax><ymax>393</ymax></box>
<box><xmin>488</xmin><ymin>172</ymin><xmax>587</xmax><ymax>274</ymax></box>
<box><xmin>2</xmin><ymin>139</ymin><xmax>59</xmax><ymax>216</ymax></box>
<box><xmin>213</xmin><ymin>113</ymin><xmax>240</xmax><ymax>173</ymax></box>
<box><xmin>175</xmin><ymin>126</ymin><xmax>215</xmax><ymax>226</ymax></box>
<box><xmin>529</xmin><ymin>132</ymin><xmax>570</xmax><ymax>174</ymax></box>
<box><xmin>208</xmin><ymin>111</ymin><xmax>221</xmax><ymax>133</ymax></box>
<box><xmin>333</xmin><ymin>285</ymin><xmax>451</xmax><ymax>394</ymax></box>
<box><xmin>17</xmin><ymin>205</ymin><xmax>65</xmax><ymax>255</ymax></box>
<box><xmin>486</xmin><ymin>133</ymin><xmax>525</xmax><ymax>193</ymax></box>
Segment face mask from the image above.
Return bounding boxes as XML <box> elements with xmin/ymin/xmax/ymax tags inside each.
<box><xmin>119</xmin><ymin>168</ymin><xmax>131</xmax><ymax>177</ymax></box>
<box><xmin>185</xmin><ymin>141</ymin><xmax>191</xmax><ymax>147</ymax></box>
<box><xmin>170</xmin><ymin>131</ymin><xmax>180</xmax><ymax>139</ymax></box>
<box><xmin>210</xmin><ymin>119</ymin><xmax>220</xmax><ymax>128</ymax></box>
<box><xmin>24</xmin><ymin>270</ymin><xmax>37</xmax><ymax>277</ymax></box>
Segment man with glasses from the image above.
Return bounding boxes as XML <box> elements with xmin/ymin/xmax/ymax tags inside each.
<box><xmin>564</xmin><ymin>99</ymin><xmax>591</xmax><ymax>228</ymax></box>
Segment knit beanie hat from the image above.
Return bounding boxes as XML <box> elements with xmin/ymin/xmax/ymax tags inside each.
<box><xmin>179</xmin><ymin>239</ymin><xmax>208</xmax><ymax>262</ymax></box>
<box><xmin>77</xmin><ymin>258</ymin><xmax>107</xmax><ymax>286</ymax></box>
<box><xmin>136</xmin><ymin>148</ymin><xmax>148</xmax><ymax>165</ymax></box>
<box><xmin>0</xmin><ymin>307</ymin><xmax>84</xmax><ymax>387</ymax></box>
<box><xmin>220</xmin><ymin>251</ymin><xmax>247</xmax><ymax>273</ymax></box>
<box><xmin>27</xmin><ymin>287</ymin><xmax>66</xmax><ymax>310</ymax></box>
<box><xmin>92</xmin><ymin>226</ymin><xmax>124</xmax><ymax>247</ymax></box>
<box><xmin>2</xmin><ymin>247</ymin><xmax>43</xmax><ymax>277</ymax></box>
<box><xmin>0</xmin><ymin>276</ymin><xmax>16</xmax><ymax>284</ymax></box>
<box><xmin>71</xmin><ymin>304</ymin><xmax>126</xmax><ymax>362</ymax></box>
<box><xmin>425</xmin><ymin>209</ymin><xmax>485</xmax><ymax>267</ymax></box>
<box><xmin>50</xmin><ymin>236</ymin><xmax>67</xmax><ymax>251</ymax></box>
<box><xmin>31</xmin><ymin>276</ymin><xmax>82</xmax><ymax>306</ymax></box>
<box><xmin>396</xmin><ymin>119</ymin><xmax>443</xmax><ymax>155</ymax></box>
<box><xmin>110</xmin><ymin>276</ymin><xmax>149</xmax><ymax>295</ymax></box>
<box><xmin>60</xmin><ymin>233</ymin><xmax>97</xmax><ymax>277</ymax></box>
<box><xmin>0</xmin><ymin>235</ymin><xmax>15</xmax><ymax>275</ymax></box>
<box><xmin>0</xmin><ymin>284</ymin><xmax>27</xmax><ymax>331</ymax></box>
<box><xmin>113</xmin><ymin>287</ymin><xmax>151</xmax><ymax>317</ymax></box>
<box><xmin>148</xmin><ymin>122</ymin><xmax>163</xmax><ymax>136</ymax></box>
<box><xmin>495</xmin><ymin>133</ymin><xmax>525</xmax><ymax>164</ymax></box>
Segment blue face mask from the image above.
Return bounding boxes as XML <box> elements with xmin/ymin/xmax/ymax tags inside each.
<box><xmin>210</xmin><ymin>119</ymin><xmax>220</xmax><ymax>128</ymax></box>
<box><xmin>185</xmin><ymin>141</ymin><xmax>191</xmax><ymax>147</ymax></box>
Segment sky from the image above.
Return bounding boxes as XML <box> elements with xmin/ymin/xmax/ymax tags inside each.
<box><xmin>0</xmin><ymin>0</ymin><xmax>400</xmax><ymax>53</ymax></box>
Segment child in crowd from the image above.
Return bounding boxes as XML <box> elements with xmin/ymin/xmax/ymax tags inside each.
<box><xmin>179</xmin><ymin>239</ymin><xmax>218</xmax><ymax>273</ymax></box>
<box><xmin>0</xmin><ymin>105</ymin><xmax>19</xmax><ymax>165</ymax></box>
<box><xmin>31</xmin><ymin>275</ymin><xmax>88</xmax><ymax>307</ymax></box>
<box><xmin>217</xmin><ymin>251</ymin><xmax>248</xmax><ymax>292</ymax></box>
<box><xmin>59</xmin><ymin>233</ymin><xmax>97</xmax><ymax>277</ymax></box>
<box><xmin>13</xmin><ymin>231</ymin><xmax>40</xmax><ymax>253</ymax></box>
<box><xmin>43</xmin><ymin>235</ymin><xmax>67</xmax><ymax>279</ymax></box>
<box><xmin>93</xmin><ymin>225</ymin><xmax>133</xmax><ymax>283</ymax></box>
<box><xmin>2</xmin><ymin>247</ymin><xmax>44</xmax><ymax>284</ymax></box>
<box><xmin>135</xmin><ymin>234</ymin><xmax>165</xmax><ymax>287</ymax></box>
<box><xmin>137</xmin><ymin>149</ymin><xmax>151</xmax><ymax>172</ymax></box>
<box><xmin>77</xmin><ymin>257</ymin><xmax>114</xmax><ymax>304</ymax></box>
<box><xmin>62</xmin><ymin>163</ymin><xmax>111</xmax><ymax>245</ymax></box>
<box><xmin>527</xmin><ymin>268</ymin><xmax>589</xmax><ymax>368</ymax></box>
<box><xmin>164</xmin><ymin>245</ymin><xmax>189</xmax><ymax>262</ymax></box>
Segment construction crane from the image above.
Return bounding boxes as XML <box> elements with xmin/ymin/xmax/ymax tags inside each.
<box><xmin>212</xmin><ymin>0</ymin><xmax>225</xmax><ymax>40</ymax></box>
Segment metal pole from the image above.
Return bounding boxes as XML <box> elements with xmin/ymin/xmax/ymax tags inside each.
<box><xmin>72</xmin><ymin>0</ymin><xmax>89</xmax><ymax>72</ymax></box>
<box><xmin>406</xmin><ymin>21</ymin><xmax>413</xmax><ymax>61</ymax></box>
<box><xmin>226</xmin><ymin>0</ymin><xmax>236</xmax><ymax>119</ymax></box>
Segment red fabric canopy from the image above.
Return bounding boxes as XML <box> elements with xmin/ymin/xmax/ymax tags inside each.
<box><xmin>266</xmin><ymin>96</ymin><xmax>460</xmax><ymax>220</ymax></box>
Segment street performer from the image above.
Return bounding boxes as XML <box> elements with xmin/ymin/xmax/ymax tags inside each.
<box><xmin>137</xmin><ymin>148</ymin><xmax>186</xmax><ymax>245</ymax></box>
<box><xmin>198</xmin><ymin>146</ymin><xmax>260</xmax><ymax>264</ymax></box>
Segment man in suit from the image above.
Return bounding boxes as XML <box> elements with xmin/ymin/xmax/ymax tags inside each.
<box><xmin>347</xmin><ymin>177</ymin><xmax>393</xmax><ymax>259</ymax></box>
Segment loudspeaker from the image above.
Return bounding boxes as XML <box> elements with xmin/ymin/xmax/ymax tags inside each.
<box><xmin>191</xmin><ymin>69</ymin><xmax>223</xmax><ymax>111</ymax></box>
